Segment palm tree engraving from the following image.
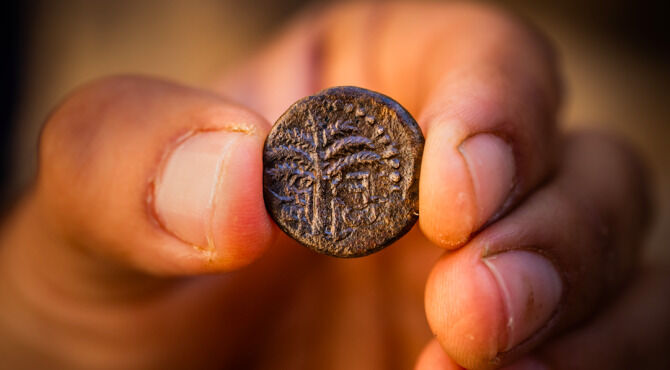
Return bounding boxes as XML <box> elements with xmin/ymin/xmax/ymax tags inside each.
<box><xmin>265</xmin><ymin>103</ymin><xmax>400</xmax><ymax>243</ymax></box>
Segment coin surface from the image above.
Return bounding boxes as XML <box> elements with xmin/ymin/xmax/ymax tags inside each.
<box><xmin>263</xmin><ymin>86</ymin><xmax>424</xmax><ymax>257</ymax></box>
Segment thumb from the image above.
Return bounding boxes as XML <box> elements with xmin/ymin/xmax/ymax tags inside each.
<box><xmin>29</xmin><ymin>75</ymin><xmax>275</xmax><ymax>275</ymax></box>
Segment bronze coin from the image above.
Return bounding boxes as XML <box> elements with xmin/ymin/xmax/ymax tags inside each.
<box><xmin>263</xmin><ymin>86</ymin><xmax>424</xmax><ymax>257</ymax></box>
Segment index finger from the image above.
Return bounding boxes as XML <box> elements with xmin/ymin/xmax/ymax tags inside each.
<box><xmin>368</xmin><ymin>2</ymin><xmax>561</xmax><ymax>247</ymax></box>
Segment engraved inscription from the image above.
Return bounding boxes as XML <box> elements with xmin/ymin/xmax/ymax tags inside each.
<box><xmin>263</xmin><ymin>87</ymin><xmax>424</xmax><ymax>257</ymax></box>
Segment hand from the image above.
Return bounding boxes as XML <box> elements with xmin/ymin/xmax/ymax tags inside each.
<box><xmin>0</xmin><ymin>2</ymin><xmax>666</xmax><ymax>369</ymax></box>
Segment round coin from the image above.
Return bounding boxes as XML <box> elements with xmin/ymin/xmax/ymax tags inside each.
<box><xmin>263</xmin><ymin>86</ymin><xmax>424</xmax><ymax>257</ymax></box>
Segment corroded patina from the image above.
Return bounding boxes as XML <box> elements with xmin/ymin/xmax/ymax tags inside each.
<box><xmin>263</xmin><ymin>86</ymin><xmax>424</xmax><ymax>257</ymax></box>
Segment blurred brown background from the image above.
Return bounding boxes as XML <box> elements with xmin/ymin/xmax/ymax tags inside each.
<box><xmin>2</xmin><ymin>0</ymin><xmax>669</xmax><ymax>262</ymax></box>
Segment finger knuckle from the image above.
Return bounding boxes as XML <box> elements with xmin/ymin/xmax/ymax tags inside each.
<box><xmin>39</xmin><ymin>75</ymin><xmax>147</xmax><ymax>166</ymax></box>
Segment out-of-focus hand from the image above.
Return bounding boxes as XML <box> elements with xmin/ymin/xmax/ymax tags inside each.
<box><xmin>0</xmin><ymin>2</ymin><xmax>666</xmax><ymax>369</ymax></box>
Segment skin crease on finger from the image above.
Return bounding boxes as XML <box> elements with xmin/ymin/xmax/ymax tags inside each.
<box><xmin>1</xmin><ymin>3</ymin><xmax>658</xmax><ymax>370</ymax></box>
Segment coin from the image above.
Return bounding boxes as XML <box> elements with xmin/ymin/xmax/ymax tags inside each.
<box><xmin>263</xmin><ymin>86</ymin><xmax>424</xmax><ymax>257</ymax></box>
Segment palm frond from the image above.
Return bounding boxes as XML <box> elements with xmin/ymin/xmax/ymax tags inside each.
<box><xmin>266</xmin><ymin>162</ymin><xmax>315</xmax><ymax>181</ymax></box>
<box><xmin>265</xmin><ymin>145</ymin><xmax>313</xmax><ymax>165</ymax></box>
<box><xmin>282</xmin><ymin>127</ymin><xmax>315</xmax><ymax>149</ymax></box>
<box><xmin>322</xmin><ymin>136</ymin><xmax>375</xmax><ymax>160</ymax></box>
<box><xmin>325</xmin><ymin>151</ymin><xmax>381</xmax><ymax>176</ymax></box>
<box><xmin>325</xmin><ymin>119</ymin><xmax>357</xmax><ymax>139</ymax></box>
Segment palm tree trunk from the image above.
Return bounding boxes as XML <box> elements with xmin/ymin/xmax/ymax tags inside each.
<box><xmin>310</xmin><ymin>129</ymin><xmax>322</xmax><ymax>236</ymax></box>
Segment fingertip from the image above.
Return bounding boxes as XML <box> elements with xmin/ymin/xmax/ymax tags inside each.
<box><xmin>420</xmin><ymin>130</ymin><xmax>516</xmax><ymax>249</ymax></box>
<box><xmin>420</xmin><ymin>122</ymin><xmax>477</xmax><ymax>249</ymax></box>
<box><xmin>418</xmin><ymin>79</ymin><xmax>517</xmax><ymax>249</ymax></box>
<box><xmin>212</xmin><ymin>133</ymin><xmax>277</xmax><ymax>269</ymax></box>
<box><xmin>482</xmin><ymin>251</ymin><xmax>562</xmax><ymax>353</ymax></box>
<box><xmin>425</xmin><ymin>247</ymin><xmax>506</xmax><ymax>369</ymax></box>
<box><xmin>153</xmin><ymin>130</ymin><xmax>275</xmax><ymax>272</ymax></box>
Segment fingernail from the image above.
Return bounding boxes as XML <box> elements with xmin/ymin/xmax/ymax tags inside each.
<box><xmin>153</xmin><ymin>131</ymin><xmax>244</xmax><ymax>249</ymax></box>
<box><xmin>500</xmin><ymin>357</ymin><xmax>550</xmax><ymax>370</ymax></box>
<box><xmin>482</xmin><ymin>251</ymin><xmax>562</xmax><ymax>351</ymax></box>
<box><xmin>459</xmin><ymin>133</ymin><xmax>515</xmax><ymax>228</ymax></box>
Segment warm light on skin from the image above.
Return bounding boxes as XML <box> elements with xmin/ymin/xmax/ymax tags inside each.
<box><xmin>0</xmin><ymin>2</ymin><xmax>663</xmax><ymax>370</ymax></box>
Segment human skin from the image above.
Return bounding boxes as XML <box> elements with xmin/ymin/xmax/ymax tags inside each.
<box><xmin>0</xmin><ymin>2</ymin><xmax>668</xmax><ymax>370</ymax></box>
